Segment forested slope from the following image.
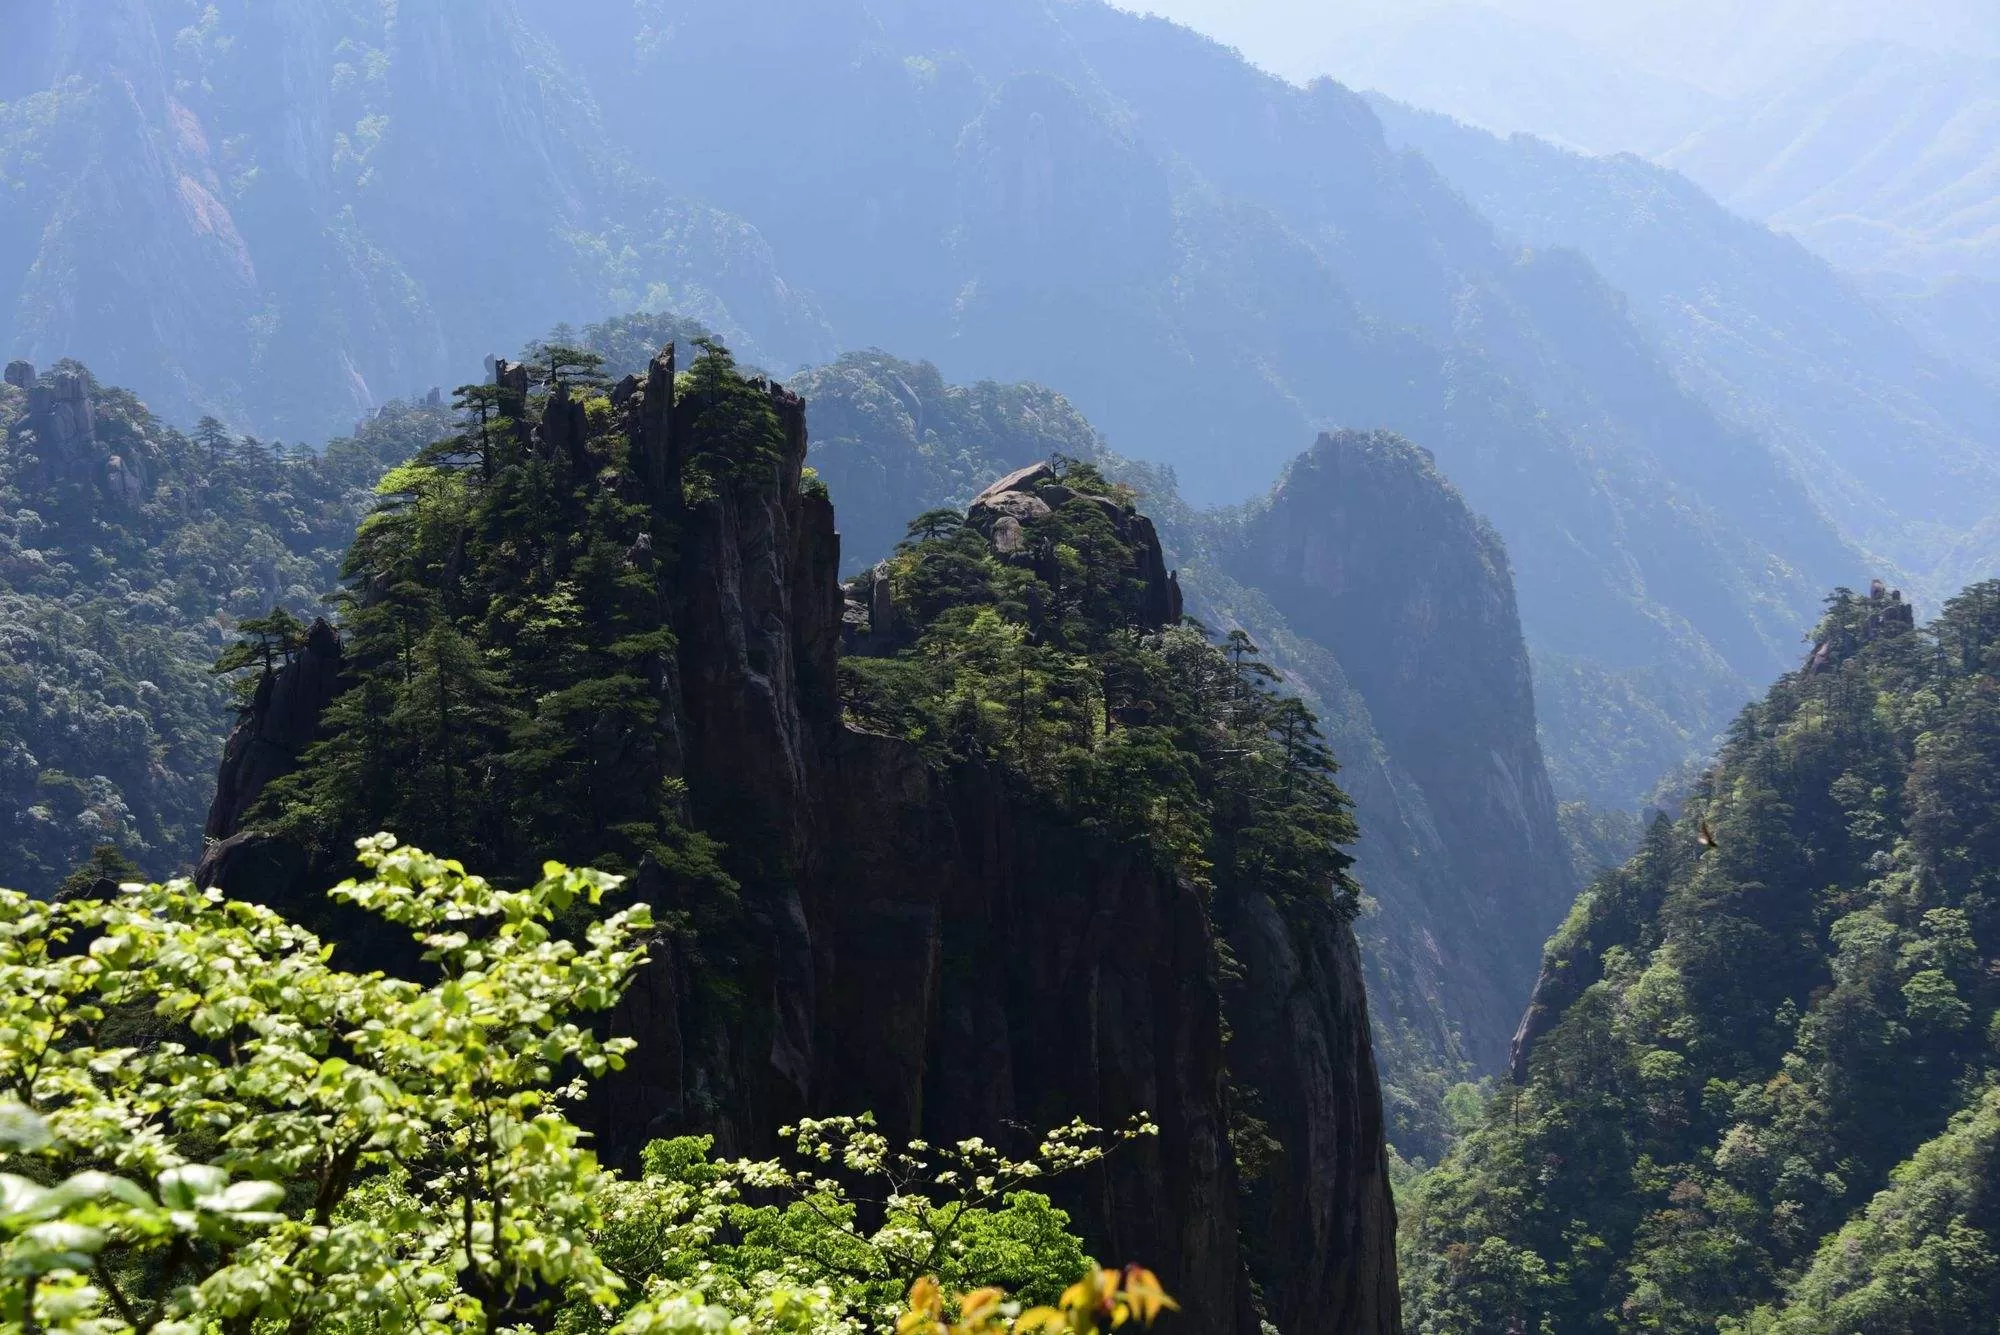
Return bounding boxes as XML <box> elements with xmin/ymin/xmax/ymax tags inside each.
<box><xmin>0</xmin><ymin>358</ymin><xmax>442</xmax><ymax>893</ymax></box>
<box><xmin>1402</xmin><ymin>582</ymin><xmax>2000</xmax><ymax>1331</ymax></box>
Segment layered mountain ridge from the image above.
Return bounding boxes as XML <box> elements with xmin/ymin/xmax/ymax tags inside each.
<box><xmin>5</xmin><ymin>0</ymin><xmax>1950</xmax><ymax>813</ymax></box>
<box><xmin>1373</xmin><ymin>96</ymin><xmax>2000</xmax><ymax>601</ymax></box>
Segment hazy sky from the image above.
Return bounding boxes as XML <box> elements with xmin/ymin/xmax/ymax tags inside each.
<box><xmin>1129</xmin><ymin>0</ymin><xmax>2000</xmax><ymax>95</ymax></box>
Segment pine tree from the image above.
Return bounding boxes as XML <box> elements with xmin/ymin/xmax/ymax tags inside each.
<box><xmin>211</xmin><ymin>606</ymin><xmax>309</xmax><ymax>702</ymax></box>
<box><xmin>193</xmin><ymin>414</ymin><xmax>234</xmax><ymax>469</ymax></box>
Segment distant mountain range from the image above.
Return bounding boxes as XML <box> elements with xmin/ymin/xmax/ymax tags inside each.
<box><xmin>5</xmin><ymin>0</ymin><xmax>1997</xmax><ymax>824</ymax></box>
<box><xmin>1664</xmin><ymin>41</ymin><xmax>2000</xmax><ymax>284</ymax></box>
<box><xmin>1303</xmin><ymin>3</ymin><xmax>1721</xmax><ymax>157</ymax></box>
<box><xmin>1372</xmin><ymin>96</ymin><xmax>2000</xmax><ymax>599</ymax></box>
<box><xmin>1293</xmin><ymin>4</ymin><xmax>2000</xmax><ymax>284</ymax></box>
<box><xmin>1872</xmin><ymin>272</ymin><xmax>2000</xmax><ymax>384</ymax></box>
<box><xmin>7</xmin><ymin>0</ymin><xmax>1932</xmax><ymax>819</ymax></box>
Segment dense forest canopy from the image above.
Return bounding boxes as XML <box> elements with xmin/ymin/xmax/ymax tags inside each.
<box><xmin>1401</xmin><ymin>582</ymin><xmax>2000</xmax><ymax>1331</ymax></box>
<box><xmin>0</xmin><ymin>361</ymin><xmax>446</xmax><ymax>894</ymax></box>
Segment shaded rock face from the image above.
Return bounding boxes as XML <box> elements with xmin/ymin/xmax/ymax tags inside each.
<box><xmin>196</xmin><ymin>617</ymin><xmax>365</xmax><ymax>963</ymax></box>
<box><xmin>202</xmin><ymin>618</ymin><xmax>346</xmax><ymax>845</ymax></box>
<box><xmin>7</xmin><ymin>367</ymin><xmax>153</xmax><ymax>508</ymax></box>
<box><xmin>199</xmin><ymin>357</ymin><xmax>1397</xmax><ymax>1333</ymax></box>
<box><xmin>814</xmin><ymin>740</ymin><xmax>1252</xmax><ymax>1332</ymax></box>
<box><xmin>1223</xmin><ymin>430</ymin><xmax>1576</xmax><ymax>1081</ymax></box>
<box><xmin>1220</xmin><ymin>891</ymin><xmax>1401</xmax><ymax>1335</ymax></box>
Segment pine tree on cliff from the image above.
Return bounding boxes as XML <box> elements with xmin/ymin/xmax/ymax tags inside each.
<box><xmin>254</xmin><ymin>344</ymin><xmax>735</xmax><ymax>913</ymax></box>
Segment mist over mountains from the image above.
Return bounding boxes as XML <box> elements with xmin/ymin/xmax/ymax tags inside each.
<box><xmin>1138</xmin><ymin>0</ymin><xmax>2000</xmax><ymax>100</ymax></box>
<box><xmin>1372</xmin><ymin>96</ymin><xmax>2000</xmax><ymax>600</ymax></box>
<box><xmin>11</xmin><ymin>0</ymin><xmax>1977</xmax><ymax>822</ymax></box>
<box><xmin>1173</xmin><ymin>1</ymin><xmax>2000</xmax><ymax>285</ymax></box>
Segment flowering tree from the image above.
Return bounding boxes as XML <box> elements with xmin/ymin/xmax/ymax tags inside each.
<box><xmin>0</xmin><ymin>838</ymin><xmax>1173</xmax><ymax>1335</ymax></box>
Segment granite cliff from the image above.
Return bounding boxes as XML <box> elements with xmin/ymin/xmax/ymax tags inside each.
<box><xmin>782</xmin><ymin>350</ymin><xmax>1577</xmax><ymax>1163</ymax></box>
<box><xmin>196</xmin><ymin>346</ymin><xmax>1401</xmax><ymax>1334</ymax></box>
<box><xmin>1219</xmin><ymin>432</ymin><xmax>1575</xmax><ymax>1098</ymax></box>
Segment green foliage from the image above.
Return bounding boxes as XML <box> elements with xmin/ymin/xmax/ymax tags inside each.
<box><xmin>0</xmin><ymin>364</ymin><xmax>451</xmax><ymax>894</ymax></box>
<box><xmin>585</xmin><ymin>1115</ymin><xmax>1149</xmax><ymax>1333</ymax></box>
<box><xmin>784</xmin><ymin>352</ymin><xmax>1106</xmax><ymax>575</ymax></box>
<box><xmin>1740</xmin><ymin>1084</ymin><xmax>2000</xmax><ymax>1333</ymax></box>
<box><xmin>256</xmin><ymin>348</ymin><xmax>731</xmax><ymax>890</ymax></box>
<box><xmin>0</xmin><ymin>839</ymin><xmax>1145</xmax><ymax>1333</ymax></box>
<box><xmin>209</xmin><ymin>605</ymin><xmax>310</xmax><ymax>703</ymax></box>
<box><xmin>1401</xmin><ymin>583</ymin><xmax>2000</xmax><ymax>1332</ymax></box>
<box><xmin>679</xmin><ymin>341</ymin><xmax>786</xmax><ymax>493</ymax></box>
<box><xmin>0</xmin><ymin>835</ymin><xmax>645</xmax><ymax>1332</ymax></box>
<box><xmin>841</xmin><ymin>480</ymin><xmax>1357</xmax><ymax>917</ymax></box>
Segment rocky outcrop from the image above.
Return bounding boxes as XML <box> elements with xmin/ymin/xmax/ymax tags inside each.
<box><xmin>1804</xmin><ymin>579</ymin><xmax>1915</xmax><ymax>674</ymax></box>
<box><xmin>194</xmin><ymin>616</ymin><xmax>360</xmax><ymax>956</ymax></box>
<box><xmin>1221</xmin><ymin>430</ymin><xmax>1576</xmax><ymax>1088</ymax></box>
<box><xmin>201</xmin><ymin>618</ymin><xmax>346</xmax><ymax>845</ymax></box>
<box><xmin>198</xmin><ymin>353</ymin><xmax>1399</xmax><ymax>1333</ymax></box>
<box><xmin>16</xmin><ymin>370</ymin><xmax>95</xmax><ymax>482</ymax></box>
<box><xmin>837</xmin><ymin>560</ymin><xmax>905</xmax><ymax>655</ymax></box>
<box><xmin>5</xmin><ymin>365</ymin><xmax>153</xmax><ymax>508</ymax></box>
<box><xmin>621</xmin><ymin>391</ymin><xmax>1267</xmax><ymax>1325</ymax></box>
<box><xmin>960</xmin><ymin>464</ymin><xmax>1184</xmax><ymax>626</ymax></box>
